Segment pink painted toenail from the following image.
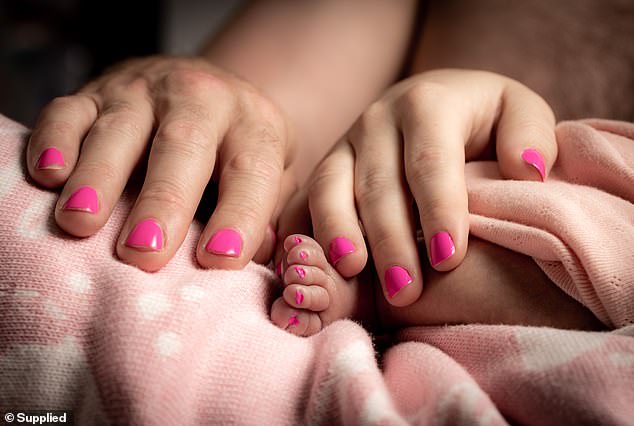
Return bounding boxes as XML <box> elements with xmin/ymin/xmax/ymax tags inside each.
<box><xmin>385</xmin><ymin>266</ymin><xmax>413</xmax><ymax>298</ymax></box>
<box><xmin>63</xmin><ymin>186</ymin><xmax>99</xmax><ymax>214</ymax></box>
<box><xmin>288</xmin><ymin>312</ymin><xmax>300</xmax><ymax>327</ymax></box>
<box><xmin>329</xmin><ymin>237</ymin><xmax>355</xmax><ymax>265</ymax></box>
<box><xmin>294</xmin><ymin>266</ymin><xmax>306</xmax><ymax>279</ymax></box>
<box><xmin>125</xmin><ymin>219</ymin><xmax>163</xmax><ymax>251</ymax></box>
<box><xmin>295</xmin><ymin>289</ymin><xmax>304</xmax><ymax>305</ymax></box>
<box><xmin>205</xmin><ymin>228</ymin><xmax>242</xmax><ymax>257</ymax></box>
<box><xmin>36</xmin><ymin>147</ymin><xmax>65</xmax><ymax>169</ymax></box>
<box><xmin>293</xmin><ymin>236</ymin><xmax>302</xmax><ymax>245</ymax></box>
<box><xmin>430</xmin><ymin>231</ymin><xmax>456</xmax><ymax>267</ymax></box>
<box><xmin>521</xmin><ymin>148</ymin><xmax>546</xmax><ymax>181</ymax></box>
<box><xmin>299</xmin><ymin>250</ymin><xmax>308</xmax><ymax>261</ymax></box>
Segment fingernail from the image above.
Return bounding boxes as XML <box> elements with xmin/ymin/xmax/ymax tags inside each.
<box><xmin>294</xmin><ymin>266</ymin><xmax>306</xmax><ymax>279</ymax></box>
<box><xmin>63</xmin><ymin>186</ymin><xmax>99</xmax><ymax>214</ymax></box>
<box><xmin>293</xmin><ymin>236</ymin><xmax>302</xmax><ymax>245</ymax></box>
<box><xmin>36</xmin><ymin>147</ymin><xmax>65</xmax><ymax>170</ymax></box>
<box><xmin>295</xmin><ymin>289</ymin><xmax>304</xmax><ymax>305</ymax></box>
<box><xmin>288</xmin><ymin>312</ymin><xmax>300</xmax><ymax>327</ymax></box>
<box><xmin>430</xmin><ymin>231</ymin><xmax>455</xmax><ymax>267</ymax></box>
<box><xmin>125</xmin><ymin>219</ymin><xmax>163</xmax><ymax>251</ymax></box>
<box><xmin>328</xmin><ymin>237</ymin><xmax>355</xmax><ymax>265</ymax></box>
<box><xmin>299</xmin><ymin>250</ymin><xmax>308</xmax><ymax>261</ymax></box>
<box><xmin>385</xmin><ymin>266</ymin><xmax>413</xmax><ymax>298</ymax></box>
<box><xmin>521</xmin><ymin>148</ymin><xmax>546</xmax><ymax>181</ymax></box>
<box><xmin>275</xmin><ymin>261</ymin><xmax>282</xmax><ymax>277</ymax></box>
<box><xmin>205</xmin><ymin>228</ymin><xmax>242</xmax><ymax>257</ymax></box>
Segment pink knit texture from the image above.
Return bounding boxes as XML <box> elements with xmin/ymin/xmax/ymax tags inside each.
<box><xmin>0</xmin><ymin>114</ymin><xmax>632</xmax><ymax>424</ymax></box>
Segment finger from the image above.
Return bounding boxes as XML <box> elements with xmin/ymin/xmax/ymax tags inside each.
<box><xmin>351</xmin><ymin>106</ymin><xmax>423</xmax><ymax>306</ymax></box>
<box><xmin>496</xmin><ymin>81</ymin><xmax>557</xmax><ymax>182</ymax></box>
<box><xmin>197</xmin><ymin>115</ymin><xmax>285</xmax><ymax>270</ymax></box>
<box><xmin>117</xmin><ymin>88</ymin><xmax>230</xmax><ymax>272</ymax></box>
<box><xmin>55</xmin><ymin>94</ymin><xmax>154</xmax><ymax>238</ymax></box>
<box><xmin>253</xmin><ymin>168</ymin><xmax>300</xmax><ymax>266</ymax></box>
<box><xmin>27</xmin><ymin>94</ymin><xmax>98</xmax><ymax>188</ymax></box>
<box><xmin>308</xmin><ymin>140</ymin><xmax>368</xmax><ymax>278</ymax></box>
<box><xmin>400</xmin><ymin>90</ymin><xmax>469</xmax><ymax>273</ymax></box>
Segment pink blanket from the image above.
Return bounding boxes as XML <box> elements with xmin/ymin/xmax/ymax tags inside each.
<box><xmin>0</xmin><ymin>114</ymin><xmax>632</xmax><ymax>425</ymax></box>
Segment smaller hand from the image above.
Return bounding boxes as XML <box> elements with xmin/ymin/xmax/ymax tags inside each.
<box><xmin>285</xmin><ymin>69</ymin><xmax>557</xmax><ymax>306</ymax></box>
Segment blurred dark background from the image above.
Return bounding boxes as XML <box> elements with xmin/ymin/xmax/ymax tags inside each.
<box><xmin>0</xmin><ymin>0</ymin><xmax>242</xmax><ymax>127</ymax></box>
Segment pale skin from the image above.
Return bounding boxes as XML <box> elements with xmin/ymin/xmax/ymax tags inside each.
<box><xmin>270</xmin><ymin>70</ymin><xmax>603</xmax><ymax>335</ymax></box>
<box><xmin>25</xmin><ymin>1</ymin><xmax>629</xmax><ymax>330</ymax></box>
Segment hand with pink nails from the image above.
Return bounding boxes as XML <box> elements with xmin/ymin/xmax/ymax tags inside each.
<box><xmin>278</xmin><ymin>69</ymin><xmax>559</xmax><ymax>308</ymax></box>
<box><xmin>24</xmin><ymin>1</ymin><xmax>416</xmax><ymax>271</ymax></box>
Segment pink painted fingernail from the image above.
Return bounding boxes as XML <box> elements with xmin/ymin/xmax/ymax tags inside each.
<box><xmin>299</xmin><ymin>250</ymin><xmax>308</xmax><ymax>261</ymax></box>
<box><xmin>288</xmin><ymin>312</ymin><xmax>300</xmax><ymax>327</ymax></box>
<box><xmin>205</xmin><ymin>228</ymin><xmax>242</xmax><ymax>257</ymax></box>
<box><xmin>275</xmin><ymin>261</ymin><xmax>282</xmax><ymax>277</ymax></box>
<box><xmin>293</xmin><ymin>236</ymin><xmax>303</xmax><ymax>245</ymax></box>
<box><xmin>430</xmin><ymin>231</ymin><xmax>456</xmax><ymax>267</ymax></box>
<box><xmin>328</xmin><ymin>237</ymin><xmax>355</xmax><ymax>265</ymax></box>
<box><xmin>63</xmin><ymin>186</ymin><xmax>99</xmax><ymax>213</ymax></box>
<box><xmin>294</xmin><ymin>266</ymin><xmax>306</xmax><ymax>279</ymax></box>
<box><xmin>125</xmin><ymin>219</ymin><xmax>163</xmax><ymax>251</ymax></box>
<box><xmin>521</xmin><ymin>148</ymin><xmax>546</xmax><ymax>181</ymax></box>
<box><xmin>385</xmin><ymin>266</ymin><xmax>413</xmax><ymax>298</ymax></box>
<box><xmin>36</xmin><ymin>147</ymin><xmax>65</xmax><ymax>170</ymax></box>
<box><xmin>295</xmin><ymin>289</ymin><xmax>304</xmax><ymax>305</ymax></box>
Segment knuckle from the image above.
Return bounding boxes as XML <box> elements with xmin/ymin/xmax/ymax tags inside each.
<box><xmin>369</xmin><ymin>230</ymin><xmax>399</xmax><ymax>260</ymax></box>
<box><xmin>309</xmin><ymin>159</ymin><xmax>346</xmax><ymax>193</ymax></box>
<box><xmin>32</xmin><ymin>120</ymin><xmax>76</xmax><ymax>141</ymax></box>
<box><xmin>77</xmin><ymin>159</ymin><xmax>122</xmax><ymax>184</ymax></box>
<box><xmin>47</xmin><ymin>95</ymin><xmax>81</xmax><ymax>112</ymax></box>
<box><xmin>406</xmin><ymin>147</ymin><xmax>448</xmax><ymax>184</ymax></box>
<box><xmin>224</xmin><ymin>150</ymin><xmax>282</xmax><ymax>182</ymax></box>
<box><xmin>349</xmin><ymin>102</ymin><xmax>389</xmax><ymax>146</ymax></box>
<box><xmin>396</xmin><ymin>81</ymin><xmax>447</xmax><ymax>117</ymax></box>
<box><xmin>218</xmin><ymin>196</ymin><xmax>263</xmax><ymax>225</ymax></box>
<box><xmin>155</xmin><ymin>120</ymin><xmax>209</xmax><ymax>159</ymax></box>
<box><xmin>416</xmin><ymin>195</ymin><xmax>450</xmax><ymax>223</ymax></box>
<box><xmin>139</xmin><ymin>179</ymin><xmax>191</xmax><ymax>212</ymax></box>
<box><xmin>355</xmin><ymin>168</ymin><xmax>394</xmax><ymax>207</ymax></box>
<box><xmin>165</xmin><ymin>69</ymin><xmax>231</xmax><ymax>99</ymax></box>
<box><xmin>93</xmin><ymin>106</ymin><xmax>145</xmax><ymax>141</ymax></box>
<box><xmin>311</xmin><ymin>211</ymin><xmax>347</xmax><ymax>233</ymax></box>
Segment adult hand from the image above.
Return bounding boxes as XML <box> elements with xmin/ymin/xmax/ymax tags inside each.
<box><xmin>280</xmin><ymin>69</ymin><xmax>557</xmax><ymax>306</ymax></box>
<box><xmin>26</xmin><ymin>56</ymin><xmax>294</xmax><ymax>271</ymax></box>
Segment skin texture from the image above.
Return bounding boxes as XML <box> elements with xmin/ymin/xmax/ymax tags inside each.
<box><xmin>271</xmin><ymin>235</ymin><xmax>604</xmax><ymax>337</ymax></box>
<box><xmin>26</xmin><ymin>0</ymin><xmax>417</xmax><ymax>271</ymax></box>
<box><xmin>279</xmin><ymin>70</ymin><xmax>558</xmax><ymax>307</ymax></box>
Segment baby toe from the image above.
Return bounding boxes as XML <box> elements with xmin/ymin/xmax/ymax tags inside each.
<box><xmin>270</xmin><ymin>298</ymin><xmax>323</xmax><ymax>336</ymax></box>
<box><xmin>285</xmin><ymin>238</ymin><xmax>329</xmax><ymax>270</ymax></box>
<box><xmin>283</xmin><ymin>264</ymin><xmax>327</xmax><ymax>286</ymax></box>
<box><xmin>283</xmin><ymin>284</ymin><xmax>329</xmax><ymax>312</ymax></box>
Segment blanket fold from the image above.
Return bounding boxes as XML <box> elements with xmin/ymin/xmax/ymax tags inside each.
<box><xmin>0</xmin><ymin>115</ymin><xmax>632</xmax><ymax>425</ymax></box>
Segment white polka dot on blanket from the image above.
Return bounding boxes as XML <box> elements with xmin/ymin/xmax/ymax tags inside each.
<box><xmin>155</xmin><ymin>331</ymin><xmax>182</xmax><ymax>357</ymax></box>
<box><xmin>68</xmin><ymin>271</ymin><xmax>91</xmax><ymax>293</ymax></box>
<box><xmin>136</xmin><ymin>292</ymin><xmax>171</xmax><ymax>320</ymax></box>
<box><xmin>16</xmin><ymin>195</ymin><xmax>54</xmax><ymax>240</ymax></box>
<box><xmin>179</xmin><ymin>285</ymin><xmax>206</xmax><ymax>302</ymax></box>
<box><xmin>515</xmin><ymin>328</ymin><xmax>607</xmax><ymax>372</ymax></box>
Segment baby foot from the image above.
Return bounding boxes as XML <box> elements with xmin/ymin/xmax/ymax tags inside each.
<box><xmin>270</xmin><ymin>234</ymin><xmax>373</xmax><ymax>336</ymax></box>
